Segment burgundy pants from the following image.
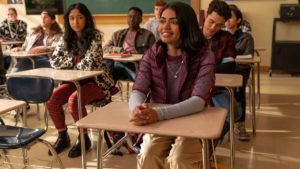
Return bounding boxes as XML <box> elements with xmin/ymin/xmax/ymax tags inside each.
<box><xmin>47</xmin><ymin>80</ymin><xmax>105</xmax><ymax>130</ymax></box>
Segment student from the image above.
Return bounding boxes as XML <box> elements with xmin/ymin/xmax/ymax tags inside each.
<box><xmin>225</xmin><ymin>4</ymin><xmax>254</xmax><ymax>141</ymax></box>
<box><xmin>47</xmin><ymin>3</ymin><xmax>114</xmax><ymax>158</ymax></box>
<box><xmin>0</xmin><ymin>8</ymin><xmax>27</xmax><ymax>41</ymax></box>
<box><xmin>144</xmin><ymin>0</ymin><xmax>166</xmax><ymax>41</ymax></box>
<box><xmin>129</xmin><ymin>2</ymin><xmax>215</xmax><ymax>169</ymax></box>
<box><xmin>10</xmin><ymin>9</ymin><xmax>62</xmax><ymax>72</ymax></box>
<box><xmin>202</xmin><ymin>0</ymin><xmax>238</xmax><ymax>141</ymax></box>
<box><xmin>103</xmin><ymin>7</ymin><xmax>155</xmax><ymax>82</ymax></box>
<box><xmin>0</xmin><ymin>7</ymin><xmax>27</xmax><ymax>70</ymax></box>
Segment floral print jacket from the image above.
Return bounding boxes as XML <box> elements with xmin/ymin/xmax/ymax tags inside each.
<box><xmin>50</xmin><ymin>30</ymin><xmax>114</xmax><ymax>99</ymax></box>
<box><xmin>0</xmin><ymin>19</ymin><xmax>27</xmax><ymax>41</ymax></box>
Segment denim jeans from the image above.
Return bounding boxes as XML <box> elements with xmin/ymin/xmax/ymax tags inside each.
<box><xmin>11</xmin><ymin>56</ymin><xmax>51</xmax><ymax>73</ymax></box>
<box><xmin>212</xmin><ymin>89</ymin><xmax>242</xmax><ymax>140</ymax></box>
<box><xmin>104</xmin><ymin>59</ymin><xmax>136</xmax><ymax>82</ymax></box>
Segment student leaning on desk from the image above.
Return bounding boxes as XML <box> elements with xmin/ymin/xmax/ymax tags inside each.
<box><xmin>225</xmin><ymin>4</ymin><xmax>254</xmax><ymax>141</ymax></box>
<box><xmin>47</xmin><ymin>3</ymin><xmax>114</xmax><ymax>158</ymax></box>
<box><xmin>129</xmin><ymin>2</ymin><xmax>215</xmax><ymax>169</ymax></box>
<box><xmin>0</xmin><ymin>7</ymin><xmax>27</xmax><ymax>70</ymax></box>
<box><xmin>201</xmin><ymin>0</ymin><xmax>242</xmax><ymax>143</ymax></box>
<box><xmin>10</xmin><ymin>9</ymin><xmax>62</xmax><ymax>72</ymax></box>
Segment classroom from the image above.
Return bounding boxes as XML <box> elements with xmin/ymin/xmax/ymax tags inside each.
<box><xmin>1</xmin><ymin>0</ymin><xmax>300</xmax><ymax>169</ymax></box>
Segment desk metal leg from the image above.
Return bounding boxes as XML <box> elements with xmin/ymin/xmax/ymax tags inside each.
<box><xmin>22</xmin><ymin>104</ymin><xmax>27</xmax><ymax>127</ymax></box>
<box><xmin>80</xmin><ymin>128</ymin><xmax>86</xmax><ymax>169</ymax></box>
<box><xmin>1</xmin><ymin>149</ymin><xmax>13</xmax><ymax>169</ymax></box>
<box><xmin>28</xmin><ymin>57</ymin><xmax>35</xmax><ymax>69</ymax></box>
<box><xmin>251</xmin><ymin>69</ymin><xmax>256</xmax><ymax>136</ymax></box>
<box><xmin>225</xmin><ymin>87</ymin><xmax>235</xmax><ymax>169</ymax></box>
<box><xmin>201</xmin><ymin>139</ymin><xmax>210</xmax><ymax>169</ymax></box>
<box><xmin>97</xmin><ymin>130</ymin><xmax>104</xmax><ymax>169</ymax></box>
<box><xmin>257</xmin><ymin>62</ymin><xmax>261</xmax><ymax>109</ymax></box>
<box><xmin>74</xmin><ymin>82</ymin><xmax>87</xmax><ymax>169</ymax></box>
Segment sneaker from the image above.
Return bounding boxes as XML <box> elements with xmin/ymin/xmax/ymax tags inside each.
<box><xmin>234</xmin><ymin>122</ymin><xmax>250</xmax><ymax>141</ymax></box>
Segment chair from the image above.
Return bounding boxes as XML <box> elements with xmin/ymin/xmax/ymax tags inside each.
<box><xmin>89</xmin><ymin>86</ymin><xmax>125</xmax><ymax>154</ymax></box>
<box><xmin>116</xmin><ymin>80</ymin><xmax>133</xmax><ymax>102</ymax></box>
<box><xmin>0</xmin><ymin>44</ymin><xmax>7</xmax><ymax>86</ymax></box>
<box><xmin>0</xmin><ymin>84</ymin><xmax>8</xmax><ymax>98</ymax></box>
<box><xmin>90</xmin><ymin>86</ymin><xmax>120</xmax><ymax>109</ymax></box>
<box><xmin>0</xmin><ymin>76</ymin><xmax>64</xmax><ymax>169</ymax></box>
<box><xmin>89</xmin><ymin>86</ymin><xmax>141</xmax><ymax>155</ymax></box>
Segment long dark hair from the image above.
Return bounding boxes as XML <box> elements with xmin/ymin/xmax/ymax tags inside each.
<box><xmin>160</xmin><ymin>1</ymin><xmax>206</xmax><ymax>55</ymax></box>
<box><xmin>229</xmin><ymin>4</ymin><xmax>243</xmax><ymax>27</ymax></box>
<box><xmin>63</xmin><ymin>3</ymin><xmax>102</xmax><ymax>52</ymax></box>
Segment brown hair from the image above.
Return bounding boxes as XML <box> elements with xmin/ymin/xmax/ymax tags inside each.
<box><xmin>155</xmin><ymin>0</ymin><xmax>166</xmax><ymax>7</ymax></box>
<box><xmin>8</xmin><ymin>7</ymin><xmax>17</xmax><ymax>16</ymax></box>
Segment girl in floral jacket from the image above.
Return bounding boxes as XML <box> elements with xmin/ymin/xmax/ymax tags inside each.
<box><xmin>47</xmin><ymin>3</ymin><xmax>114</xmax><ymax>158</ymax></box>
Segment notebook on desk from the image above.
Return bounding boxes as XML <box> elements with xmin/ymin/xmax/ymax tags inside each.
<box><xmin>236</xmin><ymin>54</ymin><xmax>253</xmax><ymax>59</ymax></box>
<box><xmin>105</xmin><ymin>53</ymin><xmax>132</xmax><ymax>58</ymax></box>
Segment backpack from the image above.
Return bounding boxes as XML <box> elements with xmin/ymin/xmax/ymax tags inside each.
<box><xmin>104</xmin><ymin>131</ymin><xmax>143</xmax><ymax>155</ymax></box>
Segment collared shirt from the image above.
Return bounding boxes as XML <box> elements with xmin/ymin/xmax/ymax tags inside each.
<box><xmin>209</xmin><ymin>30</ymin><xmax>236</xmax><ymax>63</ymax></box>
<box><xmin>103</xmin><ymin>27</ymin><xmax>155</xmax><ymax>54</ymax></box>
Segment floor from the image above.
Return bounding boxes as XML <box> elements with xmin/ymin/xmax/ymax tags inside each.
<box><xmin>1</xmin><ymin>73</ymin><xmax>300</xmax><ymax>169</ymax></box>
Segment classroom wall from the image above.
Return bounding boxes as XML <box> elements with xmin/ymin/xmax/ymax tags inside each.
<box><xmin>0</xmin><ymin>3</ymin><xmax>125</xmax><ymax>47</ymax></box>
<box><xmin>201</xmin><ymin>0</ymin><xmax>298</xmax><ymax>68</ymax></box>
<box><xmin>1</xmin><ymin>0</ymin><xmax>299</xmax><ymax>67</ymax></box>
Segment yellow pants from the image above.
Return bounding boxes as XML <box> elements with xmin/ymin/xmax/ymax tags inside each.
<box><xmin>137</xmin><ymin>134</ymin><xmax>203</xmax><ymax>169</ymax></box>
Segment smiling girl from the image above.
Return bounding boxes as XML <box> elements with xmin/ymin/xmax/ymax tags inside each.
<box><xmin>129</xmin><ymin>2</ymin><xmax>215</xmax><ymax>169</ymax></box>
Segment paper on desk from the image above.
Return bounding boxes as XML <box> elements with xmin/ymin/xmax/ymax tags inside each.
<box><xmin>105</xmin><ymin>53</ymin><xmax>132</xmax><ymax>58</ymax></box>
<box><xmin>236</xmin><ymin>54</ymin><xmax>253</xmax><ymax>59</ymax></box>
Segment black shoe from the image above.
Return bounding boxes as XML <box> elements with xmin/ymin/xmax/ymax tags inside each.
<box><xmin>26</xmin><ymin>103</ymin><xmax>30</xmax><ymax>110</ymax></box>
<box><xmin>48</xmin><ymin>132</ymin><xmax>70</xmax><ymax>156</ymax></box>
<box><xmin>68</xmin><ymin>134</ymin><xmax>91</xmax><ymax>158</ymax></box>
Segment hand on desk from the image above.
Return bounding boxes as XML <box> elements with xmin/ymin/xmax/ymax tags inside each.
<box><xmin>11</xmin><ymin>47</ymin><xmax>22</xmax><ymax>52</ymax></box>
<box><xmin>130</xmin><ymin>103</ymin><xmax>158</xmax><ymax>126</ymax></box>
<box><xmin>27</xmin><ymin>47</ymin><xmax>46</xmax><ymax>54</ymax></box>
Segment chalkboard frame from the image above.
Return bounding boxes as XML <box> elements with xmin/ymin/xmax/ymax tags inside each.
<box><xmin>65</xmin><ymin>0</ymin><xmax>191</xmax><ymax>14</ymax></box>
<box><xmin>58</xmin><ymin>0</ymin><xmax>199</xmax><ymax>24</ymax></box>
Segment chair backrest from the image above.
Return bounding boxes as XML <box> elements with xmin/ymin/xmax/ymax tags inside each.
<box><xmin>0</xmin><ymin>43</ymin><xmax>6</xmax><ymax>85</ymax></box>
<box><xmin>7</xmin><ymin>76</ymin><xmax>54</xmax><ymax>104</ymax></box>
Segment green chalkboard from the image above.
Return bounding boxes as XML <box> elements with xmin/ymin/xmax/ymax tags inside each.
<box><xmin>65</xmin><ymin>0</ymin><xmax>190</xmax><ymax>14</ymax></box>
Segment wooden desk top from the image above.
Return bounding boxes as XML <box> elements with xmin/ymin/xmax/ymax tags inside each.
<box><xmin>9</xmin><ymin>51</ymin><xmax>52</xmax><ymax>58</ymax></box>
<box><xmin>235</xmin><ymin>56</ymin><xmax>261</xmax><ymax>64</ymax></box>
<box><xmin>104</xmin><ymin>54</ymin><xmax>142</xmax><ymax>62</ymax></box>
<box><xmin>76</xmin><ymin>102</ymin><xmax>227</xmax><ymax>139</ymax></box>
<box><xmin>0</xmin><ymin>99</ymin><xmax>26</xmax><ymax>115</ymax></box>
<box><xmin>215</xmin><ymin>73</ymin><xmax>243</xmax><ymax>88</ymax></box>
<box><xmin>0</xmin><ymin>40</ymin><xmax>24</xmax><ymax>45</ymax></box>
<box><xmin>255</xmin><ymin>48</ymin><xmax>266</xmax><ymax>52</ymax></box>
<box><xmin>6</xmin><ymin>68</ymin><xmax>103</xmax><ymax>82</ymax></box>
